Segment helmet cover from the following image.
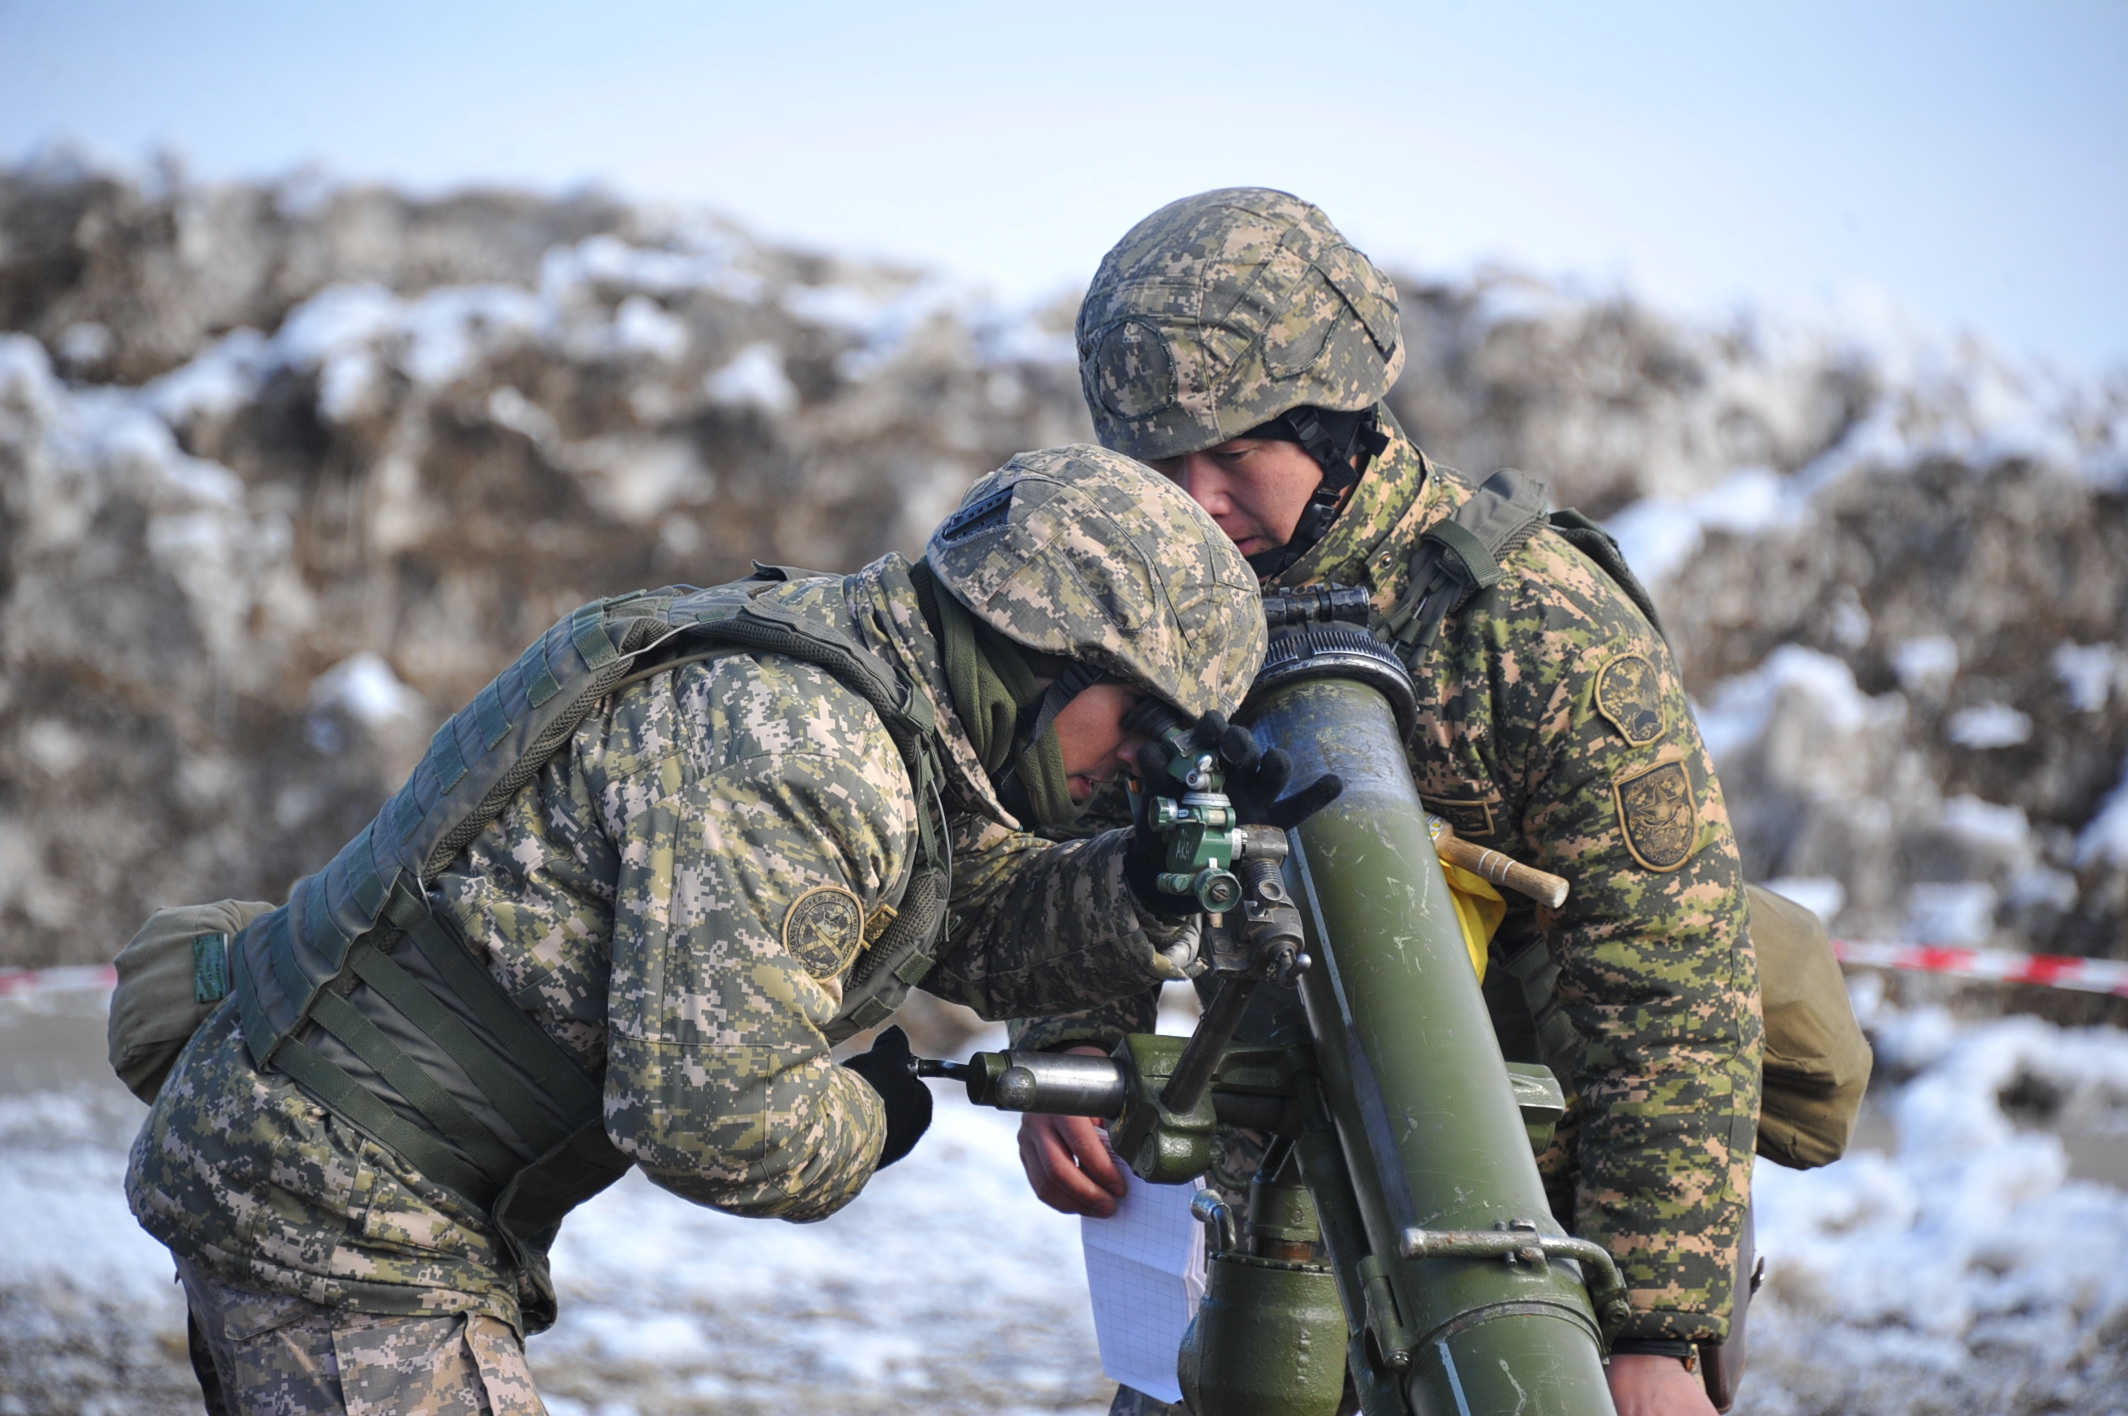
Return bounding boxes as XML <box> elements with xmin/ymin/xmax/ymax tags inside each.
<box><xmin>1076</xmin><ymin>187</ymin><xmax>1405</xmax><ymax>463</ymax></box>
<box><xmin>926</xmin><ymin>445</ymin><xmax>1265</xmax><ymax>719</ymax></box>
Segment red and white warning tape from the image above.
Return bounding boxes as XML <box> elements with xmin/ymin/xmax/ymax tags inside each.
<box><xmin>1834</xmin><ymin>940</ymin><xmax>2128</xmax><ymax>998</ymax></box>
<box><xmin>0</xmin><ymin>964</ymin><xmax>116</xmax><ymax>998</ymax></box>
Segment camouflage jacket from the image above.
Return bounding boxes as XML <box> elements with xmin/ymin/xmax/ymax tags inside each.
<box><xmin>1016</xmin><ymin>414</ymin><xmax>1763</xmax><ymax>1343</ymax></box>
<box><xmin>128</xmin><ymin>556</ymin><xmax>1191</xmax><ymax>1332</ymax></box>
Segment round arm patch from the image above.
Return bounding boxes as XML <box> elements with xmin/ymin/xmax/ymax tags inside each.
<box><xmin>783</xmin><ymin>885</ymin><xmax>866</xmax><ymax>979</ymax></box>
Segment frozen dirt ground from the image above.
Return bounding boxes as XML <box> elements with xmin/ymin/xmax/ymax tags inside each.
<box><xmin>2</xmin><ymin>984</ymin><xmax>2124</xmax><ymax>1416</ymax></box>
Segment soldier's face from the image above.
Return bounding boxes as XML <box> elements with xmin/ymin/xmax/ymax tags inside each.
<box><xmin>1149</xmin><ymin>438</ymin><xmax>1323</xmax><ymax>557</ymax></box>
<box><xmin>1052</xmin><ymin>681</ymin><xmax>1155</xmax><ymax>804</ymax></box>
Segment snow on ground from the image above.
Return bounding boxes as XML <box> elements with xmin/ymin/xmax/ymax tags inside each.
<box><xmin>0</xmin><ymin>989</ymin><xmax>197</xmax><ymax>1416</ymax></box>
<box><xmin>1739</xmin><ymin>987</ymin><xmax>2128</xmax><ymax>1415</ymax></box>
<box><xmin>533</xmin><ymin>1085</ymin><xmax>1111</xmax><ymax>1416</ymax></box>
<box><xmin>3</xmin><ymin>988</ymin><xmax>2124</xmax><ymax>1415</ymax></box>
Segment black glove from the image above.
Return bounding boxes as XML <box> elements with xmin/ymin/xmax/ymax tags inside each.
<box><xmin>840</xmin><ymin>1025</ymin><xmax>933</xmax><ymax>1169</ymax></box>
<box><xmin>1122</xmin><ymin>711</ymin><xmax>1345</xmax><ymax>921</ymax></box>
<box><xmin>1124</xmin><ymin>819</ymin><xmax>1201</xmax><ymax>923</ymax></box>
<box><xmin>1167</xmin><ymin>711</ymin><xmax>1344</xmax><ymax>830</ymax></box>
<box><xmin>1220</xmin><ymin>738</ymin><xmax>1343</xmax><ymax>831</ymax></box>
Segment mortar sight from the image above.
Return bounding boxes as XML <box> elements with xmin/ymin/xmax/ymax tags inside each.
<box><xmin>1260</xmin><ymin>585</ymin><xmax>1373</xmax><ymax>631</ymax></box>
<box><xmin>1243</xmin><ymin>588</ymin><xmax>1416</xmax><ymax>741</ymax></box>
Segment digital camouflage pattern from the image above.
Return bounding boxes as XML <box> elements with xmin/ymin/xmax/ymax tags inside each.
<box><xmin>1075</xmin><ymin>189</ymin><xmax>1405</xmax><ymax>464</ymax></box>
<box><xmin>1019</xmin><ymin>411</ymin><xmax>1763</xmax><ymax>1346</ymax></box>
<box><xmin>180</xmin><ymin>1257</ymin><xmax>542</xmax><ymax>1416</ymax></box>
<box><xmin>928</xmin><ymin>444</ymin><xmax>1264</xmax><ymax>721</ymax></box>
<box><xmin>130</xmin><ymin>551</ymin><xmax>1207</xmax><ymax>1334</ymax></box>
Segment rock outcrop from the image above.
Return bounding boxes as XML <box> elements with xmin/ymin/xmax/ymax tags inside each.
<box><xmin>3</xmin><ymin>161</ymin><xmax>2125</xmax><ymax>980</ymax></box>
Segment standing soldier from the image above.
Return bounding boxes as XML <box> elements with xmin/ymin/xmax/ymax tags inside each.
<box><xmin>1014</xmin><ymin>190</ymin><xmax>1762</xmax><ymax>1416</ymax></box>
<box><xmin>125</xmin><ymin>447</ymin><xmax>1271</xmax><ymax>1416</ymax></box>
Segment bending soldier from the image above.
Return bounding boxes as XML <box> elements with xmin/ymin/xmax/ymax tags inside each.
<box><xmin>125</xmin><ymin>447</ymin><xmax>1267</xmax><ymax>1415</ymax></box>
<box><xmin>1013</xmin><ymin>190</ymin><xmax>1763</xmax><ymax>1416</ymax></box>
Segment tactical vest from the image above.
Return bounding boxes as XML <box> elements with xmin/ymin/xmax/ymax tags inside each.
<box><xmin>227</xmin><ymin>568</ymin><xmax>953</xmax><ymax>1330</ymax></box>
<box><xmin>1372</xmin><ymin>467</ymin><xmax>1664</xmax><ymax>1081</ymax></box>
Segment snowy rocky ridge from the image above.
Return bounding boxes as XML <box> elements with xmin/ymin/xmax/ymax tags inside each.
<box><xmin>4</xmin><ymin>159</ymin><xmax>2125</xmax><ymax>976</ymax></box>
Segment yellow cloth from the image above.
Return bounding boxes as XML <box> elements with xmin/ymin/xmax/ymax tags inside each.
<box><xmin>1439</xmin><ymin>860</ymin><xmax>1506</xmax><ymax>981</ymax></box>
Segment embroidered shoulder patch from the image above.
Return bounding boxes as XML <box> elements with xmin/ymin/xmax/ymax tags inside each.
<box><xmin>783</xmin><ymin>886</ymin><xmax>865</xmax><ymax>979</ymax></box>
<box><xmin>1612</xmin><ymin>759</ymin><xmax>1698</xmax><ymax>872</ymax></box>
<box><xmin>1594</xmin><ymin>653</ymin><xmax>1665</xmax><ymax>746</ymax></box>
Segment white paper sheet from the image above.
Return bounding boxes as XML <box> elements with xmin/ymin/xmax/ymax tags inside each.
<box><xmin>1081</xmin><ymin>1178</ymin><xmax>1208</xmax><ymax>1404</ymax></box>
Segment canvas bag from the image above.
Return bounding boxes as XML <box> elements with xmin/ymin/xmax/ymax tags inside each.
<box><xmin>107</xmin><ymin>898</ymin><xmax>276</xmax><ymax>1103</ymax></box>
<box><xmin>1746</xmin><ymin>882</ymin><xmax>1872</xmax><ymax>1169</ymax></box>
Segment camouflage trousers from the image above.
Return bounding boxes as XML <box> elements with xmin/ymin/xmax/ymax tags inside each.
<box><xmin>178</xmin><ymin>1259</ymin><xmax>545</xmax><ymax>1416</ymax></box>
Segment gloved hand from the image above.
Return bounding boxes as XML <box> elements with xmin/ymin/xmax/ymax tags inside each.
<box><xmin>840</xmin><ymin>1026</ymin><xmax>933</xmax><ymax>1169</ymax></box>
<box><xmin>1123</xmin><ymin>830</ymin><xmax>1201</xmax><ymax>923</ymax></box>
<box><xmin>1122</xmin><ymin>711</ymin><xmax>1344</xmax><ymax>921</ymax></box>
<box><xmin>1142</xmin><ymin>710</ymin><xmax>1344</xmax><ymax>830</ymax></box>
<box><xmin>1197</xmin><ymin>713</ymin><xmax>1344</xmax><ymax>830</ymax></box>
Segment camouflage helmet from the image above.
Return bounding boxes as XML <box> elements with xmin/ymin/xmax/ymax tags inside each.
<box><xmin>926</xmin><ymin>445</ymin><xmax>1265</xmax><ymax>719</ymax></box>
<box><xmin>1076</xmin><ymin>187</ymin><xmax>1405</xmax><ymax>462</ymax></box>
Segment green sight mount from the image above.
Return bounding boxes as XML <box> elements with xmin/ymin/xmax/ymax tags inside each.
<box><xmin>1125</xmin><ymin>699</ymin><xmax>1246</xmax><ymax>916</ymax></box>
<box><xmin>918</xmin><ymin>587</ymin><xmax>1624</xmax><ymax>1416</ymax></box>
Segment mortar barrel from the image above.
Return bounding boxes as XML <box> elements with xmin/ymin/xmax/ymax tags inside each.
<box><xmin>1241</xmin><ymin>632</ymin><xmax>1615</xmax><ymax>1416</ymax></box>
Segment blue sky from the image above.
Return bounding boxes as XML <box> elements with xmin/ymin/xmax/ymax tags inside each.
<box><xmin>3</xmin><ymin>0</ymin><xmax>2124</xmax><ymax>372</ymax></box>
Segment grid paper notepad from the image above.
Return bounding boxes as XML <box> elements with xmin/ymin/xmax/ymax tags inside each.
<box><xmin>1081</xmin><ymin>1179</ymin><xmax>1207</xmax><ymax>1404</ymax></box>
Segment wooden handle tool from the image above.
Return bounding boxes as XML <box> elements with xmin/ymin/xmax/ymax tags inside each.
<box><xmin>1426</xmin><ymin>816</ymin><xmax>1570</xmax><ymax>909</ymax></box>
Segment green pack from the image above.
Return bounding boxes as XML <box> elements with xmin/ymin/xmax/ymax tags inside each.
<box><xmin>107</xmin><ymin>897</ymin><xmax>276</xmax><ymax>1103</ymax></box>
<box><xmin>1381</xmin><ymin>468</ymin><xmax>1871</xmax><ymax>1170</ymax></box>
<box><xmin>1747</xmin><ymin>883</ymin><xmax>1872</xmax><ymax>1169</ymax></box>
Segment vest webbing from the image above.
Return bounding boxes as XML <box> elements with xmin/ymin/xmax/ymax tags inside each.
<box><xmin>1373</xmin><ymin>469</ymin><xmax>1668</xmax><ymax>1077</ymax></box>
<box><xmin>226</xmin><ymin>571</ymin><xmax>953</xmax><ymax>1331</ymax></box>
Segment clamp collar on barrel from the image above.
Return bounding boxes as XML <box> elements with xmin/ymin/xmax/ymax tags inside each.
<box><xmin>1400</xmin><ymin>1221</ymin><xmax>1632</xmax><ymax>1338</ymax></box>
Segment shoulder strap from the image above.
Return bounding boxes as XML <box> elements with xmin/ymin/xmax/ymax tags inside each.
<box><xmin>668</xmin><ymin>591</ymin><xmax>958</xmax><ymax>1005</ymax></box>
<box><xmin>1379</xmin><ymin>471</ymin><xmax>1669</xmax><ymax>669</ymax></box>
<box><xmin>1382</xmin><ymin>467</ymin><xmax>1552</xmax><ymax>663</ymax></box>
<box><xmin>672</xmin><ymin>591</ymin><xmax>940</xmax><ymax>752</ymax></box>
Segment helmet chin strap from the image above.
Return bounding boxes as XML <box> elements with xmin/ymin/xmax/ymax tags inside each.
<box><xmin>1243</xmin><ymin>404</ymin><xmax>1390</xmax><ymax>580</ymax></box>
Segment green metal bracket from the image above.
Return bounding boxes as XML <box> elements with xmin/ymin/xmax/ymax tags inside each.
<box><xmin>1506</xmin><ymin>1061</ymin><xmax>1567</xmax><ymax>1154</ymax></box>
<box><xmin>1110</xmin><ymin>1033</ymin><xmax>1220</xmax><ymax>1183</ymax></box>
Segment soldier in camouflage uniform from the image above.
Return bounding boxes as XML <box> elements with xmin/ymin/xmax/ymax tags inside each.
<box><xmin>1014</xmin><ymin>190</ymin><xmax>1762</xmax><ymax>1416</ymax></box>
<box><xmin>127</xmin><ymin>446</ymin><xmax>1268</xmax><ymax>1416</ymax></box>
